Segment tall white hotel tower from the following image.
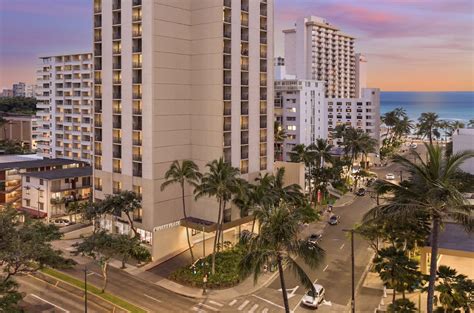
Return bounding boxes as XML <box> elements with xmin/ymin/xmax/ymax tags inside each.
<box><xmin>93</xmin><ymin>0</ymin><xmax>274</xmax><ymax>261</ymax></box>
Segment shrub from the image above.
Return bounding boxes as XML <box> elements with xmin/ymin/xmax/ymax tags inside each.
<box><xmin>169</xmin><ymin>247</ymin><xmax>247</xmax><ymax>289</ymax></box>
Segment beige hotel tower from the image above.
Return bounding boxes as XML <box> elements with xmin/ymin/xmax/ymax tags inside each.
<box><xmin>93</xmin><ymin>0</ymin><xmax>274</xmax><ymax>261</ymax></box>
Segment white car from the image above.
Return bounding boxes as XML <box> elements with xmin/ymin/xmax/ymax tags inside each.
<box><xmin>50</xmin><ymin>218</ymin><xmax>72</xmax><ymax>227</ymax></box>
<box><xmin>410</xmin><ymin>143</ymin><xmax>418</xmax><ymax>149</ymax></box>
<box><xmin>385</xmin><ymin>173</ymin><xmax>395</xmax><ymax>180</ymax></box>
<box><xmin>302</xmin><ymin>284</ymin><xmax>325</xmax><ymax>308</ymax></box>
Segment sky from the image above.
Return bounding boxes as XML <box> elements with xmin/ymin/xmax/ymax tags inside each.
<box><xmin>0</xmin><ymin>0</ymin><xmax>473</xmax><ymax>91</ymax></box>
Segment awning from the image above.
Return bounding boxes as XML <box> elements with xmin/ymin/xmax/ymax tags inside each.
<box><xmin>18</xmin><ymin>207</ymin><xmax>47</xmax><ymax>218</ymax></box>
<box><xmin>180</xmin><ymin>215</ymin><xmax>254</xmax><ymax>233</ymax></box>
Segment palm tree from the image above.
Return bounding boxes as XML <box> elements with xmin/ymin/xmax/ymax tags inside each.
<box><xmin>364</xmin><ymin>144</ymin><xmax>474</xmax><ymax>313</ymax></box>
<box><xmin>194</xmin><ymin>158</ymin><xmax>240</xmax><ymax>274</ymax></box>
<box><xmin>161</xmin><ymin>160</ymin><xmax>202</xmax><ymax>263</ymax></box>
<box><xmin>274</xmin><ymin>121</ymin><xmax>287</xmax><ymax>161</ymax></box>
<box><xmin>313</xmin><ymin>138</ymin><xmax>333</xmax><ymax>168</ymax></box>
<box><xmin>290</xmin><ymin>144</ymin><xmax>316</xmax><ymax>201</ymax></box>
<box><xmin>468</xmin><ymin>119</ymin><xmax>474</xmax><ymax>128</ymax></box>
<box><xmin>444</xmin><ymin>120</ymin><xmax>465</xmax><ymax>137</ymax></box>
<box><xmin>342</xmin><ymin>128</ymin><xmax>367</xmax><ymax>169</ymax></box>
<box><xmin>393</xmin><ymin>116</ymin><xmax>413</xmax><ymax>141</ymax></box>
<box><xmin>416</xmin><ymin>112</ymin><xmax>442</xmax><ymax>144</ymax></box>
<box><xmin>239</xmin><ymin>204</ymin><xmax>325</xmax><ymax>313</ymax></box>
<box><xmin>102</xmin><ymin>191</ymin><xmax>142</xmax><ymax>237</ymax></box>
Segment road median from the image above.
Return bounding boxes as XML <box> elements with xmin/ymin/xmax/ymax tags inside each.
<box><xmin>37</xmin><ymin>268</ymin><xmax>147</xmax><ymax>313</ymax></box>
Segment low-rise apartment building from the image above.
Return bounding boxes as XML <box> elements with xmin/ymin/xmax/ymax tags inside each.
<box><xmin>0</xmin><ymin>113</ymin><xmax>38</xmax><ymax>150</ymax></box>
<box><xmin>0</xmin><ymin>155</ymin><xmax>85</xmax><ymax>211</ymax></box>
<box><xmin>21</xmin><ymin>167</ymin><xmax>92</xmax><ymax>219</ymax></box>
<box><xmin>36</xmin><ymin>52</ymin><xmax>93</xmax><ymax>163</ymax></box>
<box><xmin>327</xmin><ymin>88</ymin><xmax>381</xmax><ymax>146</ymax></box>
<box><xmin>453</xmin><ymin>128</ymin><xmax>474</xmax><ymax>174</ymax></box>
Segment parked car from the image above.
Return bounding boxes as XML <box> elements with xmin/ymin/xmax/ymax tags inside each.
<box><xmin>356</xmin><ymin>188</ymin><xmax>366</xmax><ymax>196</ymax></box>
<box><xmin>307</xmin><ymin>233</ymin><xmax>322</xmax><ymax>245</ymax></box>
<box><xmin>50</xmin><ymin>218</ymin><xmax>72</xmax><ymax>227</ymax></box>
<box><xmin>410</xmin><ymin>143</ymin><xmax>418</xmax><ymax>149</ymax></box>
<box><xmin>301</xmin><ymin>284</ymin><xmax>325</xmax><ymax>308</ymax></box>
<box><xmin>328</xmin><ymin>215</ymin><xmax>340</xmax><ymax>225</ymax></box>
<box><xmin>385</xmin><ymin>173</ymin><xmax>395</xmax><ymax>180</ymax></box>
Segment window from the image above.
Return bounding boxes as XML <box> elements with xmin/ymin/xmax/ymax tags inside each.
<box><xmin>39</xmin><ymin>179</ymin><xmax>44</xmax><ymax>185</ymax></box>
<box><xmin>26</xmin><ymin>176</ymin><xmax>30</xmax><ymax>183</ymax></box>
<box><xmin>38</xmin><ymin>202</ymin><xmax>44</xmax><ymax>211</ymax></box>
<box><xmin>25</xmin><ymin>199</ymin><xmax>30</xmax><ymax>207</ymax></box>
<box><xmin>286</xmin><ymin>117</ymin><xmax>296</xmax><ymax>121</ymax></box>
<box><xmin>25</xmin><ymin>187</ymin><xmax>30</xmax><ymax>195</ymax></box>
<box><xmin>39</xmin><ymin>190</ymin><xmax>44</xmax><ymax>198</ymax></box>
<box><xmin>133</xmin><ymin>185</ymin><xmax>142</xmax><ymax>196</ymax></box>
<box><xmin>94</xmin><ymin>177</ymin><xmax>102</xmax><ymax>191</ymax></box>
<box><xmin>113</xmin><ymin>181</ymin><xmax>122</xmax><ymax>194</ymax></box>
<box><xmin>287</xmin><ymin>125</ymin><xmax>297</xmax><ymax>131</ymax></box>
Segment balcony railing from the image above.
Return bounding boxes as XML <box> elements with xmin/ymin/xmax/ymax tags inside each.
<box><xmin>113</xmin><ymin>136</ymin><xmax>121</xmax><ymax>144</ymax></box>
<box><xmin>224</xmin><ymin>0</ymin><xmax>231</xmax><ymax>8</ymax></box>
<box><xmin>133</xmin><ymin>93</ymin><xmax>142</xmax><ymax>99</ymax></box>
<box><xmin>133</xmin><ymin>0</ymin><xmax>141</xmax><ymax>6</ymax></box>
<box><xmin>133</xmin><ymin>154</ymin><xmax>142</xmax><ymax>162</ymax></box>
<box><xmin>133</xmin><ymin>138</ymin><xmax>142</xmax><ymax>145</ymax></box>
<box><xmin>224</xmin><ymin>93</ymin><xmax>231</xmax><ymax>101</ymax></box>
<box><xmin>133</xmin><ymin>61</ymin><xmax>142</xmax><ymax>68</ymax></box>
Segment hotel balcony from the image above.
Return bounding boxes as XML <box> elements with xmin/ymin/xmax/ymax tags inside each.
<box><xmin>133</xmin><ymin>0</ymin><xmax>142</xmax><ymax>6</ymax></box>
<box><xmin>224</xmin><ymin>101</ymin><xmax>231</xmax><ymax>116</ymax></box>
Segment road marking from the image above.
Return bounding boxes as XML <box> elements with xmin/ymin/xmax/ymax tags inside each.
<box><xmin>197</xmin><ymin>303</ymin><xmax>219</xmax><ymax>312</ymax></box>
<box><xmin>277</xmin><ymin>286</ymin><xmax>299</xmax><ymax>298</ymax></box>
<box><xmin>321</xmin><ymin>300</ymin><xmax>332</xmax><ymax>306</ymax></box>
<box><xmin>229</xmin><ymin>299</ymin><xmax>237</xmax><ymax>306</ymax></box>
<box><xmin>339</xmin><ymin>243</ymin><xmax>345</xmax><ymax>250</ymax></box>
<box><xmin>248</xmin><ymin>304</ymin><xmax>259</xmax><ymax>313</ymax></box>
<box><xmin>238</xmin><ymin>300</ymin><xmax>249</xmax><ymax>310</ymax></box>
<box><xmin>261</xmin><ymin>309</ymin><xmax>269</xmax><ymax>313</ymax></box>
<box><xmin>323</xmin><ymin>264</ymin><xmax>329</xmax><ymax>272</ymax></box>
<box><xmin>144</xmin><ymin>293</ymin><xmax>162</xmax><ymax>303</ymax></box>
<box><xmin>191</xmin><ymin>307</ymin><xmax>206</xmax><ymax>313</ymax></box>
<box><xmin>30</xmin><ymin>294</ymin><xmax>69</xmax><ymax>313</ymax></box>
<box><xmin>209</xmin><ymin>300</ymin><xmax>223</xmax><ymax>307</ymax></box>
<box><xmin>251</xmin><ymin>295</ymin><xmax>285</xmax><ymax>309</ymax></box>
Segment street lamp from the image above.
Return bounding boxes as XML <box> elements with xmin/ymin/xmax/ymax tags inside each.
<box><xmin>342</xmin><ymin>228</ymin><xmax>355</xmax><ymax>313</ymax></box>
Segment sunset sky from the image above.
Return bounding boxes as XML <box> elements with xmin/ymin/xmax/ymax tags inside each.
<box><xmin>1</xmin><ymin>0</ymin><xmax>473</xmax><ymax>91</ymax></box>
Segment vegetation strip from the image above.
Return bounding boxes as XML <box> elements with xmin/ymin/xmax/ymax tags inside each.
<box><xmin>40</xmin><ymin>268</ymin><xmax>147</xmax><ymax>313</ymax></box>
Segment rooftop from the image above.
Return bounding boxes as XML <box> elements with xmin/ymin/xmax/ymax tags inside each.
<box><xmin>23</xmin><ymin>166</ymin><xmax>92</xmax><ymax>180</ymax></box>
<box><xmin>428</xmin><ymin>223</ymin><xmax>474</xmax><ymax>253</ymax></box>
<box><xmin>0</xmin><ymin>156</ymin><xmax>83</xmax><ymax>170</ymax></box>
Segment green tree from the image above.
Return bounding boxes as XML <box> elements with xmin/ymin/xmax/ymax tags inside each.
<box><xmin>0</xmin><ymin>279</ymin><xmax>23</xmax><ymax>313</ymax></box>
<box><xmin>274</xmin><ymin>121</ymin><xmax>287</xmax><ymax>161</ymax></box>
<box><xmin>290</xmin><ymin>144</ymin><xmax>316</xmax><ymax>201</ymax></box>
<box><xmin>373</xmin><ymin>247</ymin><xmax>424</xmax><ymax>302</ymax></box>
<box><xmin>416</xmin><ymin>112</ymin><xmax>442</xmax><ymax>144</ymax></box>
<box><xmin>161</xmin><ymin>160</ymin><xmax>202</xmax><ymax>263</ymax></box>
<box><xmin>73</xmin><ymin>231</ymin><xmax>151</xmax><ymax>292</ymax></box>
<box><xmin>194</xmin><ymin>158</ymin><xmax>240</xmax><ymax>274</ymax></box>
<box><xmin>0</xmin><ymin>97</ymin><xmax>37</xmax><ymax>114</ymax></box>
<box><xmin>313</xmin><ymin>138</ymin><xmax>333</xmax><ymax>168</ymax></box>
<box><xmin>434</xmin><ymin>265</ymin><xmax>474</xmax><ymax>312</ymax></box>
<box><xmin>101</xmin><ymin>191</ymin><xmax>142</xmax><ymax>237</ymax></box>
<box><xmin>364</xmin><ymin>144</ymin><xmax>474</xmax><ymax>313</ymax></box>
<box><xmin>239</xmin><ymin>204</ymin><xmax>325</xmax><ymax>313</ymax></box>
<box><xmin>388</xmin><ymin>299</ymin><xmax>417</xmax><ymax>313</ymax></box>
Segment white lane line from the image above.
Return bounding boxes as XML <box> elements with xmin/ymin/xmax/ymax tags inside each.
<box><xmin>209</xmin><ymin>300</ymin><xmax>223</xmax><ymax>307</ymax></box>
<box><xmin>198</xmin><ymin>303</ymin><xmax>219</xmax><ymax>312</ymax></box>
<box><xmin>261</xmin><ymin>309</ymin><xmax>269</xmax><ymax>313</ymax></box>
<box><xmin>251</xmin><ymin>295</ymin><xmax>285</xmax><ymax>309</ymax></box>
<box><xmin>30</xmin><ymin>294</ymin><xmax>69</xmax><ymax>313</ymax></box>
<box><xmin>339</xmin><ymin>243</ymin><xmax>345</xmax><ymax>250</ymax></box>
<box><xmin>248</xmin><ymin>304</ymin><xmax>259</xmax><ymax>313</ymax></box>
<box><xmin>229</xmin><ymin>299</ymin><xmax>237</xmax><ymax>306</ymax></box>
<box><xmin>144</xmin><ymin>293</ymin><xmax>162</xmax><ymax>303</ymax></box>
<box><xmin>323</xmin><ymin>264</ymin><xmax>329</xmax><ymax>272</ymax></box>
<box><xmin>191</xmin><ymin>307</ymin><xmax>206</xmax><ymax>313</ymax></box>
<box><xmin>238</xmin><ymin>300</ymin><xmax>250</xmax><ymax>310</ymax></box>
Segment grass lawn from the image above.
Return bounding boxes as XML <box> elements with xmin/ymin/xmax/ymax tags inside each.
<box><xmin>41</xmin><ymin>267</ymin><xmax>147</xmax><ymax>313</ymax></box>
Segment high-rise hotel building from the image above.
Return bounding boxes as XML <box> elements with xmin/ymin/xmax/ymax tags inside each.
<box><xmin>93</xmin><ymin>0</ymin><xmax>273</xmax><ymax>261</ymax></box>
<box><xmin>36</xmin><ymin>53</ymin><xmax>94</xmax><ymax>163</ymax></box>
<box><xmin>283</xmin><ymin>16</ymin><xmax>366</xmax><ymax>98</ymax></box>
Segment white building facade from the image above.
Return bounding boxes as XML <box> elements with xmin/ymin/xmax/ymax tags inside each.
<box><xmin>35</xmin><ymin>53</ymin><xmax>94</xmax><ymax>163</ymax></box>
<box><xmin>93</xmin><ymin>0</ymin><xmax>274</xmax><ymax>262</ymax></box>
<box><xmin>274</xmin><ymin>79</ymin><xmax>326</xmax><ymax>161</ymax></box>
<box><xmin>326</xmin><ymin>88</ymin><xmax>381</xmax><ymax>146</ymax></box>
<box><xmin>453</xmin><ymin>128</ymin><xmax>474</xmax><ymax>174</ymax></box>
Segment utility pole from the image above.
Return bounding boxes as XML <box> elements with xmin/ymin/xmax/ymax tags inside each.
<box><xmin>84</xmin><ymin>266</ymin><xmax>88</xmax><ymax>313</ymax></box>
<box><xmin>399</xmin><ymin>170</ymin><xmax>403</xmax><ymax>182</ymax></box>
<box><xmin>343</xmin><ymin>229</ymin><xmax>355</xmax><ymax>313</ymax></box>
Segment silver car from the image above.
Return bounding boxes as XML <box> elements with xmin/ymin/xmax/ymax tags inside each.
<box><xmin>302</xmin><ymin>283</ymin><xmax>325</xmax><ymax>308</ymax></box>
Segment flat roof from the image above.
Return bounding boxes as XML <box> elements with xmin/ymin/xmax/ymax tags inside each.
<box><xmin>23</xmin><ymin>166</ymin><xmax>92</xmax><ymax>180</ymax></box>
<box><xmin>0</xmin><ymin>157</ymin><xmax>83</xmax><ymax>171</ymax></box>
<box><xmin>429</xmin><ymin>223</ymin><xmax>474</xmax><ymax>253</ymax></box>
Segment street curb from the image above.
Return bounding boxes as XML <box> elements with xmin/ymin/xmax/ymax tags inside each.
<box><xmin>344</xmin><ymin>250</ymin><xmax>376</xmax><ymax>312</ymax></box>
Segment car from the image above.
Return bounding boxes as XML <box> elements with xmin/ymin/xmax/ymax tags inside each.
<box><xmin>307</xmin><ymin>233</ymin><xmax>322</xmax><ymax>245</ymax></box>
<box><xmin>301</xmin><ymin>283</ymin><xmax>325</xmax><ymax>308</ymax></box>
<box><xmin>356</xmin><ymin>188</ymin><xmax>366</xmax><ymax>196</ymax></box>
<box><xmin>328</xmin><ymin>215</ymin><xmax>340</xmax><ymax>225</ymax></box>
<box><xmin>410</xmin><ymin>143</ymin><xmax>418</xmax><ymax>149</ymax></box>
<box><xmin>385</xmin><ymin>173</ymin><xmax>395</xmax><ymax>180</ymax></box>
<box><xmin>50</xmin><ymin>218</ymin><xmax>72</xmax><ymax>227</ymax></box>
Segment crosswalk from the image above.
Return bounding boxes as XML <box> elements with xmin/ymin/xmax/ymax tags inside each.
<box><xmin>191</xmin><ymin>297</ymin><xmax>278</xmax><ymax>313</ymax></box>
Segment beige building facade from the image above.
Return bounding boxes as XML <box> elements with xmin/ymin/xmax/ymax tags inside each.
<box><xmin>93</xmin><ymin>0</ymin><xmax>274</xmax><ymax>262</ymax></box>
<box><xmin>36</xmin><ymin>53</ymin><xmax>94</xmax><ymax>163</ymax></box>
<box><xmin>0</xmin><ymin>114</ymin><xmax>37</xmax><ymax>149</ymax></box>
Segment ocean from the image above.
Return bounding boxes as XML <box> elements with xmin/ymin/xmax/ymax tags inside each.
<box><xmin>380</xmin><ymin>92</ymin><xmax>474</xmax><ymax>124</ymax></box>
